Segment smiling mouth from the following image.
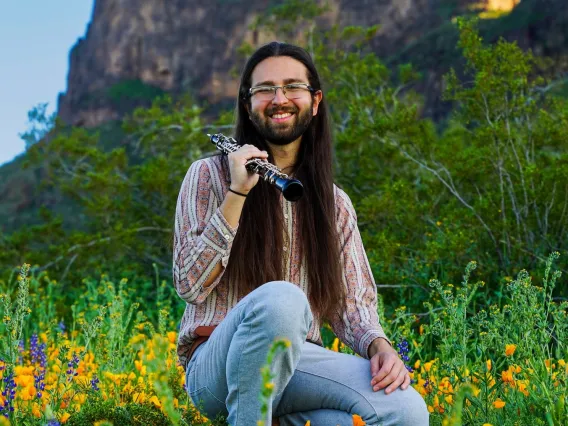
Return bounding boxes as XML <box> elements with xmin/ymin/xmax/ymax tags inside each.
<box><xmin>270</xmin><ymin>112</ymin><xmax>294</xmax><ymax>122</ymax></box>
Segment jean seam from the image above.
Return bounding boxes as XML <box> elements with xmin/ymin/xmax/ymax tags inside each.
<box><xmin>292</xmin><ymin>367</ymin><xmax>380</xmax><ymax>424</ymax></box>
<box><xmin>233</xmin><ymin>296</ymin><xmax>265</xmax><ymax>425</ymax></box>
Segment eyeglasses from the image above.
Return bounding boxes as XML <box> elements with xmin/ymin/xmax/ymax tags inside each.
<box><xmin>248</xmin><ymin>83</ymin><xmax>315</xmax><ymax>101</ymax></box>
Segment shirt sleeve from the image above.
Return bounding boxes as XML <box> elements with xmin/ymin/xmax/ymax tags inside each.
<box><xmin>172</xmin><ymin>158</ymin><xmax>237</xmax><ymax>304</ymax></box>
<box><xmin>328</xmin><ymin>188</ymin><xmax>391</xmax><ymax>359</ymax></box>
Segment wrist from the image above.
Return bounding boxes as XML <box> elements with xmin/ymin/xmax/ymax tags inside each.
<box><xmin>368</xmin><ymin>337</ymin><xmax>393</xmax><ymax>358</ymax></box>
<box><xmin>228</xmin><ymin>186</ymin><xmax>249</xmax><ymax>197</ymax></box>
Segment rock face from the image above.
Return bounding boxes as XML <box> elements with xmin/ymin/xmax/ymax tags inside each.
<box><xmin>58</xmin><ymin>0</ymin><xmax>470</xmax><ymax>127</ymax></box>
<box><xmin>62</xmin><ymin>0</ymin><xmax>568</xmax><ymax>129</ymax></box>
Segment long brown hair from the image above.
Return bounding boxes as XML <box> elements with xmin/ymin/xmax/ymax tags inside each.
<box><xmin>222</xmin><ymin>42</ymin><xmax>346</xmax><ymax>323</ymax></box>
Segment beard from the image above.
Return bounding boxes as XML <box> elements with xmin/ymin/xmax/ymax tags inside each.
<box><xmin>249</xmin><ymin>101</ymin><xmax>314</xmax><ymax>146</ymax></box>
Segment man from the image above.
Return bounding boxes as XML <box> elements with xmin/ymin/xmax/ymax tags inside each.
<box><xmin>173</xmin><ymin>42</ymin><xmax>429</xmax><ymax>425</ymax></box>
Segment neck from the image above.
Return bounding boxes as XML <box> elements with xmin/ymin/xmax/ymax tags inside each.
<box><xmin>267</xmin><ymin>136</ymin><xmax>301</xmax><ymax>174</ymax></box>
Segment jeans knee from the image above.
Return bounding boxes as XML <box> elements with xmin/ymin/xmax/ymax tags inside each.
<box><xmin>253</xmin><ymin>281</ymin><xmax>313</xmax><ymax>333</ymax></box>
<box><xmin>391</xmin><ymin>388</ymin><xmax>429</xmax><ymax>426</ymax></box>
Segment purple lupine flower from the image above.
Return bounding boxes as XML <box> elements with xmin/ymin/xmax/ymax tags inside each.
<box><xmin>30</xmin><ymin>334</ymin><xmax>47</xmax><ymax>399</ymax></box>
<box><xmin>396</xmin><ymin>339</ymin><xmax>415</xmax><ymax>384</ymax></box>
<box><xmin>90</xmin><ymin>375</ymin><xmax>100</xmax><ymax>392</ymax></box>
<box><xmin>66</xmin><ymin>353</ymin><xmax>80</xmax><ymax>382</ymax></box>
<box><xmin>0</xmin><ymin>370</ymin><xmax>17</xmax><ymax>418</ymax></box>
<box><xmin>47</xmin><ymin>420</ymin><xmax>60</xmax><ymax>426</ymax></box>
<box><xmin>58</xmin><ymin>321</ymin><xmax>66</xmax><ymax>332</ymax></box>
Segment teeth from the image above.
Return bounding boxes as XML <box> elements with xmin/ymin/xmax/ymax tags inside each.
<box><xmin>273</xmin><ymin>113</ymin><xmax>292</xmax><ymax>119</ymax></box>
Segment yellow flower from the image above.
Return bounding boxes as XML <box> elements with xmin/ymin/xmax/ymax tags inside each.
<box><xmin>493</xmin><ymin>398</ymin><xmax>506</xmax><ymax>409</ymax></box>
<box><xmin>516</xmin><ymin>380</ymin><xmax>529</xmax><ymax>397</ymax></box>
<box><xmin>331</xmin><ymin>338</ymin><xmax>339</xmax><ymax>352</ymax></box>
<box><xmin>32</xmin><ymin>403</ymin><xmax>42</xmax><ymax>418</ymax></box>
<box><xmin>149</xmin><ymin>395</ymin><xmax>162</xmax><ymax>409</ymax></box>
<box><xmin>414</xmin><ymin>360</ymin><xmax>421</xmax><ymax>370</ymax></box>
<box><xmin>352</xmin><ymin>414</ymin><xmax>366</xmax><ymax>426</ymax></box>
<box><xmin>501</xmin><ymin>369</ymin><xmax>514</xmax><ymax>383</ymax></box>
<box><xmin>60</xmin><ymin>412</ymin><xmax>71</xmax><ymax>423</ymax></box>
<box><xmin>132</xmin><ymin>392</ymin><xmax>147</xmax><ymax>403</ymax></box>
<box><xmin>265</xmin><ymin>382</ymin><xmax>275</xmax><ymax>391</ymax></box>
<box><xmin>486</xmin><ymin>359</ymin><xmax>492</xmax><ymax>371</ymax></box>
<box><xmin>505</xmin><ymin>344</ymin><xmax>517</xmax><ymax>356</ymax></box>
<box><xmin>14</xmin><ymin>366</ymin><xmax>35</xmax><ymax>376</ymax></box>
<box><xmin>304</xmin><ymin>422</ymin><xmax>310</xmax><ymax>426</ymax></box>
<box><xmin>167</xmin><ymin>331</ymin><xmax>177</xmax><ymax>344</ymax></box>
<box><xmin>424</xmin><ymin>361</ymin><xmax>434</xmax><ymax>372</ymax></box>
<box><xmin>483</xmin><ymin>424</ymin><xmax>493</xmax><ymax>426</ymax></box>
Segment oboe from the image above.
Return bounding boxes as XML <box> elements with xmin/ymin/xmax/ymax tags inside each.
<box><xmin>208</xmin><ymin>133</ymin><xmax>304</xmax><ymax>202</ymax></box>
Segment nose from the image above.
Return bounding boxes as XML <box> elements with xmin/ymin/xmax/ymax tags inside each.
<box><xmin>272</xmin><ymin>87</ymin><xmax>289</xmax><ymax>104</ymax></box>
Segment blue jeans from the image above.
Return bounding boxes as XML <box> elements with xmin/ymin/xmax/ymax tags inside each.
<box><xmin>185</xmin><ymin>281</ymin><xmax>429</xmax><ymax>426</ymax></box>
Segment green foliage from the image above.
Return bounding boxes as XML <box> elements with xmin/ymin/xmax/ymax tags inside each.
<box><xmin>66</xmin><ymin>399</ymin><xmax>172</xmax><ymax>426</ymax></box>
<box><xmin>1</xmin><ymin>95</ymin><xmax>212</xmax><ymax>311</ymax></box>
<box><xmin>107</xmin><ymin>80</ymin><xmax>166</xmax><ymax>105</ymax></box>
<box><xmin>19</xmin><ymin>102</ymin><xmax>56</xmax><ymax>149</ymax></box>
<box><xmin>410</xmin><ymin>252</ymin><xmax>567</xmax><ymax>425</ymax></box>
<box><xmin>257</xmin><ymin>339</ymin><xmax>291</xmax><ymax>426</ymax></box>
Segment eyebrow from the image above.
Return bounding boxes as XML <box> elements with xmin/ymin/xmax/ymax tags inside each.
<box><xmin>253</xmin><ymin>78</ymin><xmax>308</xmax><ymax>86</ymax></box>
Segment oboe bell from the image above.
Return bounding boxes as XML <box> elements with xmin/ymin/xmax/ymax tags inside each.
<box><xmin>208</xmin><ymin>133</ymin><xmax>304</xmax><ymax>202</ymax></box>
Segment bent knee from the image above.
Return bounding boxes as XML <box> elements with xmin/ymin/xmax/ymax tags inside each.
<box><xmin>361</xmin><ymin>386</ymin><xmax>429</xmax><ymax>426</ymax></box>
<box><xmin>384</xmin><ymin>387</ymin><xmax>429</xmax><ymax>426</ymax></box>
<box><xmin>253</xmin><ymin>281</ymin><xmax>313</xmax><ymax>329</ymax></box>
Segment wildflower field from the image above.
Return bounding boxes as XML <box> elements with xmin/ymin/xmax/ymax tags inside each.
<box><xmin>0</xmin><ymin>252</ymin><xmax>566</xmax><ymax>426</ymax></box>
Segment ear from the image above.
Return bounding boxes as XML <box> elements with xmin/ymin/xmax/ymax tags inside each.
<box><xmin>312</xmin><ymin>90</ymin><xmax>323</xmax><ymax>116</ymax></box>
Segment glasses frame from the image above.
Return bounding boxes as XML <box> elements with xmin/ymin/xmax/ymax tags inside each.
<box><xmin>248</xmin><ymin>83</ymin><xmax>316</xmax><ymax>100</ymax></box>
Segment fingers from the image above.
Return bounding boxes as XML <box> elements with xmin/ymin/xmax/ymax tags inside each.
<box><xmin>401</xmin><ymin>371</ymin><xmax>411</xmax><ymax>390</ymax></box>
<box><xmin>371</xmin><ymin>361</ymin><xmax>410</xmax><ymax>394</ymax></box>
<box><xmin>226</xmin><ymin>145</ymin><xmax>269</xmax><ymax>193</ymax></box>
<box><xmin>229</xmin><ymin>145</ymin><xmax>268</xmax><ymax>163</ymax></box>
<box><xmin>370</xmin><ymin>357</ymin><xmax>395</xmax><ymax>388</ymax></box>
<box><xmin>384</xmin><ymin>368</ymin><xmax>409</xmax><ymax>394</ymax></box>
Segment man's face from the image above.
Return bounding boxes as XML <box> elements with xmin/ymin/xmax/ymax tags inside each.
<box><xmin>248</xmin><ymin>56</ymin><xmax>322</xmax><ymax>146</ymax></box>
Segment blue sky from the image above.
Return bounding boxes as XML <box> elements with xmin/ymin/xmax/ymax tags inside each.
<box><xmin>0</xmin><ymin>1</ymin><xmax>94</xmax><ymax>166</ymax></box>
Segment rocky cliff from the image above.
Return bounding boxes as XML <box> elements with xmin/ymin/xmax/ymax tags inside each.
<box><xmin>57</xmin><ymin>0</ymin><xmax>477</xmax><ymax>128</ymax></box>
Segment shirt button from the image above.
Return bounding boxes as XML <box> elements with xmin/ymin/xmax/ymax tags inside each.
<box><xmin>283</xmin><ymin>246</ymin><xmax>288</xmax><ymax>252</ymax></box>
<box><xmin>193</xmin><ymin>255</ymin><xmax>198</xmax><ymax>260</ymax></box>
<box><xmin>224</xmin><ymin>234</ymin><xmax>230</xmax><ymax>240</ymax></box>
<box><xmin>284</xmin><ymin>214</ymin><xmax>289</xmax><ymax>219</ymax></box>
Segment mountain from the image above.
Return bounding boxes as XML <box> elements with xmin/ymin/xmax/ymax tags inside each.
<box><xmin>1</xmin><ymin>0</ymin><xmax>566</xmax><ymax>233</ymax></box>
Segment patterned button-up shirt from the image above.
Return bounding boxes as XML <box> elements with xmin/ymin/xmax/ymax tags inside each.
<box><xmin>173</xmin><ymin>154</ymin><xmax>390</xmax><ymax>369</ymax></box>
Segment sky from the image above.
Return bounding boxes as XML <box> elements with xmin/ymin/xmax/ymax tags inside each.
<box><xmin>0</xmin><ymin>1</ymin><xmax>94</xmax><ymax>166</ymax></box>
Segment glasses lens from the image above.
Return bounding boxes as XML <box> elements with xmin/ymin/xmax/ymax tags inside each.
<box><xmin>251</xmin><ymin>87</ymin><xmax>275</xmax><ymax>100</ymax></box>
<box><xmin>250</xmin><ymin>84</ymin><xmax>311</xmax><ymax>100</ymax></box>
<box><xmin>283</xmin><ymin>84</ymin><xmax>309</xmax><ymax>99</ymax></box>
